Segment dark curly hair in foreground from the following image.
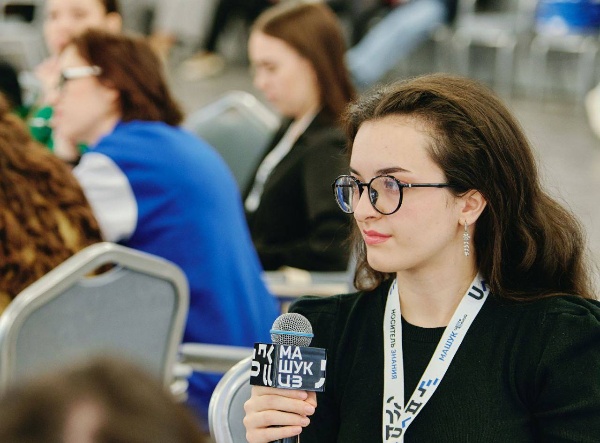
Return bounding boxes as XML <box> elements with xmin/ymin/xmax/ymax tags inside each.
<box><xmin>0</xmin><ymin>94</ymin><xmax>102</xmax><ymax>309</ymax></box>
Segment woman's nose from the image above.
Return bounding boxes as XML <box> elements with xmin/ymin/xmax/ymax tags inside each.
<box><xmin>353</xmin><ymin>188</ymin><xmax>379</xmax><ymax>222</ymax></box>
<box><xmin>253</xmin><ymin>73</ymin><xmax>266</xmax><ymax>92</ymax></box>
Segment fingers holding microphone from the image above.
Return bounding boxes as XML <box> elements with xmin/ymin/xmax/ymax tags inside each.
<box><xmin>243</xmin><ymin>386</ymin><xmax>317</xmax><ymax>443</ymax></box>
<box><xmin>246</xmin><ymin>313</ymin><xmax>326</xmax><ymax>443</ymax></box>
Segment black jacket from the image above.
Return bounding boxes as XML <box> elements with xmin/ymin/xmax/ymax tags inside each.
<box><xmin>245</xmin><ymin>110</ymin><xmax>351</xmax><ymax>272</ymax></box>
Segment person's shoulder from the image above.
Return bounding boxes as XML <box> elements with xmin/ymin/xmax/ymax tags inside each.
<box><xmin>289</xmin><ymin>284</ymin><xmax>389</xmax><ymax>348</ymax></box>
<box><xmin>108</xmin><ymin>120</ymin><xmax>190</xmax><ymax>144</ymax></box>
<box><xmin>96</xmin><ymin>121</ymin><xmax>217</xmax><ymax>160</ymax></box>
<box><xmin>302</xmin><ymin>111</ymin><xmax>345</xmax><ymax>147</ymax></box>
<box><xmin>289</xmin><ymin>291</ymin><xmax>355</xmax><ymax>317</ymax></box>
<box><xmin>525</xmin><ymin>297</ymin><xmax>600</xmax><ymax>383</ymax></box>
<box><xmin>540</xmin><ymin>295</ymin><xmax>600</xmax><ymax>325</ymax></box>
<box><xmin>507</xmin><ymin>295</ymin><xmax>600</xmax><ymax>317</ymax></box>
<box><xmin>496</xmin><ymin>295</ymin><xmax>600</xmax><ymax>334</ymax></box>
<box><xmin>289</xmin><ymin>284</ymin><xmax>388</xmax><ymax>321</ymax></box>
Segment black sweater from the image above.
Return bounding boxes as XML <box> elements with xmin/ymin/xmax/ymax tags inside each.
<box><xmin>290</xmin><ymin>281</ymin><xmax>600</xmax><ymax>442</ymax></box>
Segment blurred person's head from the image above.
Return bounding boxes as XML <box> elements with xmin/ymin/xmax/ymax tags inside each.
<box><xmin>44</xmin><ymin>0</ymin><xmax>121</xmax><ymax>55</ymax></box>
<box><xmin>0</xmin><ymin>94</ymin><xmax>101</xmax><ymax>310</ymax></box>
<box><xmin>52</xmin><ymin>30</ymin><xmax>183</xmax><ymax>146</ymax></box>
<box><xmin>0</xmin><ymin>357</ymin><xmax>207</xmax><ymax>443</ymax></box>
<box><xmin>249</xmin><ymin>1</ymin><xmax>355</xmax><ymax>121</ymax></box>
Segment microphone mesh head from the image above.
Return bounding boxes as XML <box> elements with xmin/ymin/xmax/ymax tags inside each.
<box><xmin>270</xmin><ymin>313</ymin><xmax>313</xmax><ymax>346</ymax></box>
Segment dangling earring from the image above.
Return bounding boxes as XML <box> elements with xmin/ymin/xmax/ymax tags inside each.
<box><xmin>463</xmin><ymin>221</ymin><xmax>470</xmax><ymax>257</ymax></box>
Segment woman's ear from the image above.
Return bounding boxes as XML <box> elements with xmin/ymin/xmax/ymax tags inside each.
<box><xmin>105</xmin><ymin>13</ymin><xmax>123</xmax><ymax>34</ymax></box>
<box><xmin>459</xmin><ymin>190</ymin><xmax>487</xmax><ymax>225</ymax></box>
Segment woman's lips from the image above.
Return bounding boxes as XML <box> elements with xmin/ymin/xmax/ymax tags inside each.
<box><xmin>363</xmin><ymin>230</ymin><xmax>392</xmax><ymax>245</ymax></box>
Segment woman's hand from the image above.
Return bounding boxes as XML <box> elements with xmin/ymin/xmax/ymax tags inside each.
<box><xmin>244</xmin><ymin>386</ymin><xmax>317</xmax><ymax>443</ymax></box>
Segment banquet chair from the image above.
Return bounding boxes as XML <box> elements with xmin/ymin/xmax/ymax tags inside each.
<box><xmin>263</xmin><ymin>251</ymin><xmax>357</xmax><ymax>312</ymax></box>
<box><xmin>208</xmin><ymin>355</ymin><xmax>252</xmax><ymax>443</ymax></box>
<box><xmin>0</xmin><ymin>21</ymin><xmax>45</xmax><ymax>71</ymax></box>
<box><xmin>452</xmin><ymin>0</ymin><xmax>537</xmax><ymax>95</ymax></box>
<box><xmin>179</xmin><ymin>342</ymin><xmax>253</xmax><ymax>374</ymax></box>
<box><xmin>0</xmin><ymin>242</ymin><xmax>189</xmax><ymax>393</ymax></box>
<box><xmin>529</xmin><ymin>33</ymin><xmax>599</xmax><ymax>103</ymax></box>
<box><xmin>0</xmin><ymin>0</ymin><xmax>45</xmax><ymax>71</ymax></box>
<box><xmin>184</xmin><ymin>90</ymin><xmax>280</xmax><ymax>193</ymax></box>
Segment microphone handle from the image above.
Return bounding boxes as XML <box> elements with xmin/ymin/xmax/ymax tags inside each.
<box><xmin>271</xmin><ymin>438</ymin><xmax>298</xmax><ymax>443</ymax></box>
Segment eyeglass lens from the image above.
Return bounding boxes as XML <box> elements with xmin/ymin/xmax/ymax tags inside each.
<box><xmin>334</xmin><ymin>176</ymin><xmax>401</xmax><ymax>215</ymax></box>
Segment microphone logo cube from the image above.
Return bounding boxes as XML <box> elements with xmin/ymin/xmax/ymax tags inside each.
<box><xmin>250</xmin><ymin>343</ymin><xmax>327</xmax><ymax>392</ymax></box>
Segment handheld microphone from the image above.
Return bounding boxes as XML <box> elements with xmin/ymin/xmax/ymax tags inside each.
<box><xmin>250</xmin><ymin>313</ymin><xmax>327</xmax><ymax>443</ymax></box>
<box><xmin>271</xmin><ymin>312</ymin><xmax>314</xmax><ymax>346</ymax></box>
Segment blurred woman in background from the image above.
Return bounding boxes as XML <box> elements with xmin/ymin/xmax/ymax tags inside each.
<box><xmin>31</xmin><ymin>0</ymin><xmax>122</xmax><ymax>162</ymax></box>
<box><xmin>52</xmin><ymin>29</ymin><xmax>278</xmax><ymax>426</ymax></box>
<box><xmin>245</xmin><ymin>1</ymin><xmax>356</xmax><ymax>272</ymax></box>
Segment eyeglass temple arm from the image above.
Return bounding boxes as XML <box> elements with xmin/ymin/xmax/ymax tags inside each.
<box><xmin>405</xmin><ymin>183</ymin><xmax>451</xmax><ymax>188</ymax></box>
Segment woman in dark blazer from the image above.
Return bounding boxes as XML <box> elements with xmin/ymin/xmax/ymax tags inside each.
<box><xmin>245</xmin><ymin>1</ymin><xmax>356</xmax><ymax>272</ymax></box>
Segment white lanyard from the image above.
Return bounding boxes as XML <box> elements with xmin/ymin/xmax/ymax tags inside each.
<box><xmin>382</xmin><ymin>273</ymin><xmax>489</xmax><ymax>442</ymax></box>
<box><xmin>244</xmin><ymin>111</ymin><xmax>316</xmax><ymax>212</ymax></box>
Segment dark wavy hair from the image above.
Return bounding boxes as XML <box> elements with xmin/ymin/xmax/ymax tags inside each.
<box><xmin>0</xmin><ymin>95</ymin><xmax>102</xmax><ymax>307</ymax></box>
<box><xmin>344</xmin><ymin>74</ymin><xmax>594</xmax><ymax>301</ymax></box>
<box><xmin>252</xmin><ymin>1</ymin><xmax>356</xmax><ymax>119</ymax></box>
<box><xmin>70</xmin><ymin>29</ymin><xmax>183</xmax><ymax>125</ymax></box>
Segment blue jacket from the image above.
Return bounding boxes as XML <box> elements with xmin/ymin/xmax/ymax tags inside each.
<box><xmin>74</xmin><ymin>120</ymin><xmax>278</xmax><ymax>423</ymax></box>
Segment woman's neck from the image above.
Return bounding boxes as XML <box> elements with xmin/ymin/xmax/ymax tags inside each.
<box><xmin>88</xmin><ymin>114</ymin><xmax>120</xmax><ymax>146</ymax></box>
<box><xmin>293</xmin><ymin>103</ymin><xmax>319</xmax><ymax>125</ymax></box>
<box><xmin>396</xmin><ymin>263</ymin><xmax>478</xmax><ymax>328</ymax></box>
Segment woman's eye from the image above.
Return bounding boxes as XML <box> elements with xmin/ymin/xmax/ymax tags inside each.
<box><xmin>383</xmin><ymin>178</ymin><xmax>399</xmax><ymax>191</ymax></box>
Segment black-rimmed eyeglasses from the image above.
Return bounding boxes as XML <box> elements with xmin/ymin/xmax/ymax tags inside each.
<box><xmin>332</xmin><ymin>174</ymin><xmax>451</xmax><ymax>215</ymax></box>
<box><xmin>58</xmin><ymin>65</ymin><xmax>102</xmax><ymax>91</ymax></box>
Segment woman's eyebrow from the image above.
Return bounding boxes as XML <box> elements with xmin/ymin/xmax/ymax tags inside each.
<box><xmin>349</xmin><ymin>166</ymin><xmax>412</xmax><ymax>176</ymax></box>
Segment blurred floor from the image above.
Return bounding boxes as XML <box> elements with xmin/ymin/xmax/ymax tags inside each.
<box><xmin>167</xmin><ymin>59</ymin><xmax>600</xmax><ymax>289</ymax></box>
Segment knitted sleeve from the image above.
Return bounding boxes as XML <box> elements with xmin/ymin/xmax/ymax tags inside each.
<box><xmin>533</xmin><ymin>297</ymin><xmax>600</xmax><ymax>442</ymax></box>
<box><xmin>290</xmin><ymin>295</ymin><xmax>342</xmax><ymax>442</ymax></box>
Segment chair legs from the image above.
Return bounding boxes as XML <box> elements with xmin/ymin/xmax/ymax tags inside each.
<box><xmin>529</xmin><ymin>37</ymin><xmax>550</xmax><ymax>101</ymax></box>
<box><xmin>495</xmin><ymin>42</ymin><xmax>516</xmax><ymax>96</ymax></box>
<box><xmin>529</xmin><ymin>34</ymin><xmax>599</xmax><ymax>103</ymax></box>
<box><xmin>577</xmin><ymin>41</ymin><xmax>598</xmax><ymax>102</ymax></box>
<box><xmin>452</xmin><ymin>32</ymin><xmax>516</xmax><ymax>96</ymax></box>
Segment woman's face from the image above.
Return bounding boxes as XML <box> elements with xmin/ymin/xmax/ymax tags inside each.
<box><xmin>52</xmin><ymin>45</ymin><xmax>120</xmax><ymax>146</ymax></box>
<box><xmin>44</xmin><ymin>0</ymin><xmax>120</xmax><ymax>55</ymax></box>
<box><xmin>248</xmin><ymin>31</ymin><xmax>320</xmax><ymax>120</ymax></box>
<box><xmin>350</xmin><ymin>115</ymin><xmax>465</xmax><ymax>276</ymax></box>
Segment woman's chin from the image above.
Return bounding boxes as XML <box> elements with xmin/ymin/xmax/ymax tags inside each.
<box><xmin>366</xmin><ymin>255</ymin><xmax>397</xmax><ymax>275</ymax></box>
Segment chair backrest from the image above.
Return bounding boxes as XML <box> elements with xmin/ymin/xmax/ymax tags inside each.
<box><xmin>183</xmin><ymin>90</ymin><xmax>280</xmax><ymax>193</ymax></box>
<box><xmin>208</xmin><ymin>355</ymin><xmax>252</xmax><ymax>443</ymax></box>
<box><xmin>454</xmin><ymin>0</ymin><xmax>537</xmax><ymax>33</ymax></box>
<box><xmin>0</xmin><ymin>21</ymin><xmax>45</xmax><ymax>70</ymax></box>
<box><xmin>0</xmin><ymin>242</ymin><xmax>189</xmax><ymax>392</ymax></box>
<box><xmin>263</xmin><ymin>252</ymin><xmax>357</xmax><ymax>312</ymax></box>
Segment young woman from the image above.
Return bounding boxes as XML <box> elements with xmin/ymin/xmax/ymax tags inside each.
<box><xmin>52</xmin><ymin>29</ymin><xmax>279</xmax><ymax>425</ymax></box>
<box><xmin>243</xmin><ymin>74</ymin><xmax>600</xmax><ymax>442</ymax></box>
<box><xmin>245</xmin><ymin>1</ymin><xmax>356</xmax><ymax>272</ymax></box>
<box><xmin>31</xmin><ymin>0</ymin><xmax>121</xmax><ymax>161</ymax></box>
